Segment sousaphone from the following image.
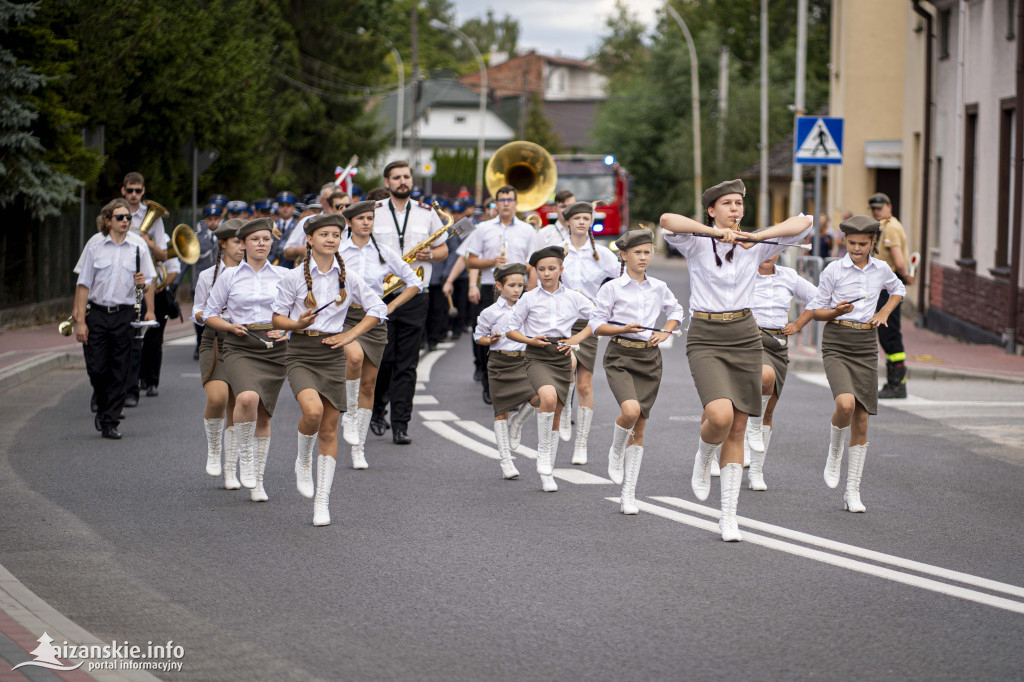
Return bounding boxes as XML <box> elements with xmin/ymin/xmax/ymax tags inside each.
<box><xmin>485</xmin><ymin>141</ymin><xmax>558</xmax><ymax>213</ymax></box>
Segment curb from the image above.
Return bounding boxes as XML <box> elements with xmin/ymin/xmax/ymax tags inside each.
<box><xmin>0</xmin><ymin>351</ymin><xmax>84</xmax><ymax>395</ymax></box>
<box><xmin>788</xmin><ymin>352</ymin><xmax>1024</xmax><ymax>385</ymax></box>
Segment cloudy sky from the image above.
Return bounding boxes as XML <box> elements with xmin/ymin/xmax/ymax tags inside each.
<box><xmin>449</xmin><ymin>0</ymin><xmax>663</xmax><ymax>61</ymax></box>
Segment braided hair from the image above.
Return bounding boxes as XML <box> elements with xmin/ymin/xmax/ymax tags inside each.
<box><xmin>619</xmin><ymin>255</ymin><xmax>626</xmax><ymax>276</ymax></box>
<box><xmin>211</xmin><ymin>241</ymin><xmax>224</xmax><ymax>287</ymax></box>
<box><xmin>588</xmin><ymin>228</ymin><xmax>600</xmax><ymax>261</ymax></box>
<box><xmin>303</xmin><ymin>243</ymin><xmax>348</xmax><ymax>308</ymax></box>
<box><xmin>706</xmin><ymin>210</ymin><xmax>737</xmax><ymax>267</ymax></box>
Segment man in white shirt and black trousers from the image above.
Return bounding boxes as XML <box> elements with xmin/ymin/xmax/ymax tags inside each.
<box><xmin>370</xmin><ymin>160</ymin><xmax>447</xmax><ymax>444</ymax></box>
<box><xmin>74</xmin><ymin>199</ymin><xmax>156</xmax><ymax>439</ymax></box>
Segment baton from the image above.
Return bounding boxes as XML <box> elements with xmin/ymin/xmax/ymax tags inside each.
<box><xmin>311</xmin><ymin>295</ymin><xmax>343</xmax><ymax>316</ymax></box>
<box><xmin>695</xmin><ymin>234</ymin><xmax>813</xmax><ymax>250</ymax></box>
<box><xmin>243</xmin><ymin>327</ymin><xmax>274</xmax><ymax>349</ymax></box>
<box><xmin>609</xmin><ymin>321</ymin><xmax>683</xmax><ymax>337</ymax></box>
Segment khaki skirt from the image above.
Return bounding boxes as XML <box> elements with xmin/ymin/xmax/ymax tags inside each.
<box><xmin>199</xmin><ymin>325</ymin><xmax>229</xmax><ymax>386</ymax></box>
<box><xmin>686</xmin><ymin>315</ymin><xmax>762</xmax><ymax>416</ymax></box>
<box><xmin>822</xmin><ymin>322</ymin><xmax>879</xmax><ymax>415</ymax></box>
<box><xmin>759</xmin><ymin>329</ymin><xmax>790</xmax><ymax>397</ymax></box>
<box><xmin>343</xmin><ymin>306</ymin><xmax>388</xmax><ymax>367</ymax></box>
<box><xmin>571</xmin><ymin>319</ymin><xmax>598</xmax><ymax>373</ymax></box>
<box><xmin>487</xmin><ymin>351</ymin><xmax>536</xmax><ymax>416</ymax></box>
<box><xmin>286</xmin><ymin>333</ymin><xmax>347</xmax><ymax>411</ymax></box>
<box><xmin>221</xmin><ymin>332</ymin><xmax>288</xmax><ymax>416</ymax></box>
<box><xmin>603</xmin><ymin>340</ymin><xmax>663</xmax><ymax>418</ymax></box>
<box><xmin>525</xmin><ymin>343</ymin><xmax>573</xmax><ymax>405</ymax></box>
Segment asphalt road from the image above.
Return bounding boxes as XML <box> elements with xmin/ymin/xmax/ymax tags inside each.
<box><xmin>2</xmin><ymin>261</ymin><xmax>1024</xmax><ymax>681</ymax></box>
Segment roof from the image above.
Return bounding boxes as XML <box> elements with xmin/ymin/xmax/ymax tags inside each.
<box><xmin>377</xmin><ymin>78</ymin><xmax>489</xmax><ymax>131</ymax></box>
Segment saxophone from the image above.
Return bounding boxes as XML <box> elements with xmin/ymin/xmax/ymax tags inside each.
<box><xmin>381</xmin><ymin>202</ymin><xmax>454</xmax><ymax>297</ymax></box>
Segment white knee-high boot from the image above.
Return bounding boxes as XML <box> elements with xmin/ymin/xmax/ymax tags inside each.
<box><xmin>620</xmin><ymin>445</ymin><xmax>644</xmax><ymax>515</ymax></box>
<box><xmin>748</xmin><ymin>395</ymin><xmax>770</xmax><ymax>453</ymax></box>
<box><xmin>223</xmin><ymin>425</ymin><xmax>240</xmax><ymax>490</ymax></box>
<box><xmin>748</xmin><ymin>426</ymin><xmax>772</xmax><ymax>491</ymax></box>
<box><xmin>493</xmin><ymin>419</ymin><xmax>520</xmax><ymax>479</ymax></box>
<box><xmin>350</xmin><ymin>408</ymin><xmax>372</xmax><ymax>470</ymax></box>
<box><xmin>313</xmin><ymin>455</ymin><xmax>337</xmax><ymax>526</ymax></box>
<box><xmin>824</xmin><ymin>424</ymin><xmax>850</xmax><ymax>488</ymax></box>
<box><xmin>719</xmin><ymin>463</ymin><xmax>743</xmax><ymax>541</ymax></box>
<box><xmin>204</xmin><ymin>417</ymin><xmax>224</xmax><ymax>476</ymax></box>
<box><xmin>607</xmin><ymin>423</ymin><xmax>632</xmax><ymax>485</ymax></box>
<box><xmin>571</xmin><ymin>405</ymin><xmax>593</xmax><ymax>465</ymax></box>
<box><xmin>295</xmin><ymin>432</ymin><xmax>316</xmax><ymax>498</ymax></box>
<box><xmin>536</xmin><ymin>412</ymin><xmax>556</xmax><ymax>476</ymax></box>
<box><xmin>691</xmin><ymin>437</ymin><xmax>719</xmax><ymax>501</ymax></box>
<box><xmin>250</xmin><ymin>435</ymin><xmax>270</xmax><ymax>502</ymax></box>
<box><xmin>342</xmin><ymin>380</ymin><xmax>361</xmax><ymax>445</ymax></box>
<box><xmin>843</xmin><ymin>443</ymin><xmax>868</xmax><ymax>512</ymax></box>
<box><xmin>541</xmin><ymin>434</ymin><xmax>559</xmax><ymax>492</ymax></box>
<box><xmin>508</xmin><ymin>401</ymin><xmax>535</xmax><ymax>451</ymax></box>
<box><xmin>236</xmin><ymin>421</ymin><xmax>257</xmax><ymax>489</ymax></box>
<box><xmin>558</xmin><ymin>383</ymin><xmax>573</xmax><ymax>441</ymax></box>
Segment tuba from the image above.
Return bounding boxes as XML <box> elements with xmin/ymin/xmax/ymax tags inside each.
<box><xmin>485</xmin><ymin>141</ymin><xmax>558</xmax><ymax>212</ymax></box>
<box><xmin>167</xmin><ymin>223</ymin><xmax>201</xmax><ymax>265</ymax></box>
<box><xmin>138</xmin><ymin>200</ymin><xmax>168</xmax><ymax>236</ymax></box>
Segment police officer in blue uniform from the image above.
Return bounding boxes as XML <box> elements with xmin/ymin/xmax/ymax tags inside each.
<box><xmin>185</xmin><ymin>202</ymin><xmax>224</xmax><ymax>359</ymax></box>
<box><xmin>270</xmin><ymin>191</ymin><xmax>299</xmax><ymax>267</ymax></box>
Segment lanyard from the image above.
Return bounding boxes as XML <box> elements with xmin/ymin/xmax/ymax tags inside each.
<box><xmin>389</xmin><ymin>200</ymin><xmax>411</xmax><ymax>250</ymax></box>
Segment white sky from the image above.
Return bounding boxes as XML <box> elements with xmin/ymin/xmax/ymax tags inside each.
<box><xmin>449</xmin><ymin>0</ymin><xmax>663</xmax><ymax>61</ymax></box>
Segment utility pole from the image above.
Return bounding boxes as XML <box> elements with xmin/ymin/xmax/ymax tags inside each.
<box><xmin>788</xmin><ymin>0</ymin><xmax>808</xmax><ymax>216</ymax></box>
<box><xmin>716</xmin><ymin>45</ymin><xmax>729</xmax><ymax>171</ymax></box>
<box><xmin>665</xmin><ymin>3</ymin><xmax>702</xmax><ymax>219</ymax></box>
<box><xmin>759</xmin><ymin>0</ymin><xmax>769</xmax><ymax>229</ymax></box>
<box><xmin>410</xmin><ymin>5</ymin><xmax>421</xmax><ymax>178</ymax></box>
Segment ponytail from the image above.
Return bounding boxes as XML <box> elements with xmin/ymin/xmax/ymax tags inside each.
<box><xmin>369</xmin><ymin>233</ymin><xmax>386</xmax><ymax>264</ymax></box>
<box><xmin>303</xmin><ymin>243</ymin><xmax>317</xmax><ymax>308</ymax></box>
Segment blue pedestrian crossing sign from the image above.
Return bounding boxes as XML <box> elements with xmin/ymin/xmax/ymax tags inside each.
<box><xmin>794</xmin><ymin>116</ymin><xmax>844</xmax><ymax>165</ymax></box>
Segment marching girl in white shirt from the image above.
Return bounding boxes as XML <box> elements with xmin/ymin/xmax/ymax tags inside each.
<box><xmin>557</xmin><ymin>201</ymin><xmax>620</xmax><ymax>465</ymax></box>
<box><xmin>204</xmin><ymin>218</ymin><xmax>290</xmax><ymax>504</ymax></box>
<box><xmin>336</xmin><ymin>201</ymin><xmax>422</xmax><ymax>469</ymax></box>
<box><xmin>193</xmin><ymin>218</ymin><xmax>244</xmax><ymax>487</ymax></box>
<box><xmin>505</xmin><ymin>246</ymin><xmax>594</xmax><ymax>492</ymax></box>
<box><xmin>660</xmin><ymin>179</ymin><xmax>811</xmax><ymax>541</ymax></box>
<box><xmin>272</xmin><ymin>213</ymin><xmax>388</xmax><ymax>526</ymax></box>
<box><xmin>743</xmin><ymin>253</ymin><xmax>817</xmax><ymax>491</ymax></box>
<box><xmin>806</xmin><ymin>216</ymin><xmax>905</xmax><ymax>513</ymax></box>
<box><xmin>589</xmin><ymin>229</ymin><xmax>685</xmax><ymax>514</ymax></box>
<box><xmin>474</xmin><ymin>263</ymin><xmax>539</xmax><ymax>480</ymax></box>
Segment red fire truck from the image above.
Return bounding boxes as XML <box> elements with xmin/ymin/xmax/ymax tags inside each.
<box><xmin>535</xmin><ymin>155</ymin><xmax>633</xmax><ymax>237</ymax></box>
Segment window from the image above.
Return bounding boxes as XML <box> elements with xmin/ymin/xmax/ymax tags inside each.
<box><xmin>993</xmin><ymin>98</ymin><xmax>1015</xmax><ymax>275</ymax></box>
<box><xmin>454</xmin><ymin>115</ymin><xmax>467</xmax><ymax>124</ymax></box>
<box><xmin>957</xmin><ymin>104</ymin><xmax>978</xmax><ymax>269</ymax></box>
<box><xmin>940</xmin><ymin>8</ymin><xmax>952</xmax><ymax>59</ymax></box>
<box><xmin>1009</xmin><ymin>0</ymin><xmax>1017</xmax><ymax>40</ymax></box>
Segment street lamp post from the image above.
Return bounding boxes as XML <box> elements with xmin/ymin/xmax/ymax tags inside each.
<box><xmin>391</xmin><ymin>44</ymin><xmax>404</xmax><ymax>155</ymax></box>
<box><xmin>429</xmin><ymin>18</ymin><xmax>486</xmax><ymax>206</ymax></box>
<box><xmin>665</xmin><ymin>3</ymin><xmax>703</xmax><ymax>219</ymax></box>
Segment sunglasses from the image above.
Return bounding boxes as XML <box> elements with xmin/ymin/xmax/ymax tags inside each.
<box><xmin>124</xmin><ymin>187</ymin><xmax>143</xmax><ymax>194</ymax></box>
<box><xmin>111</xmin><ymin>214</ymin><xmax>131</xmax><ymax>221</ymax></box>
<box><xmin>333</xmin><ymin>203</ymin><xmax>350</xmax><ymax>210</ymax></box>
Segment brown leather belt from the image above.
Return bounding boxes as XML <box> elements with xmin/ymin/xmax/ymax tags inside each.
<box><xmin>692</xmin><ymin>309</ymin><xmax>751</xmax><ymax>321</ymax></box>
<box><xmin>292</xmin><ymin>330</ymin><xmax>340</xmax><ymax>337</ymax></box>
<box><xmin>495</xmin><ymin>350</ymin><xmax>525</xmax><ymax>357</ymax></box>
<box><xmin>830</xmin><ymin>320</ymin><xmax>874</xmax><ymax>330</ymax></box>
<box><xmin>612</xmin><ymin>336</ymin><xmax>652</xmax><ymax>349</ymax></box>
<box><xmin>759</xmin><ymin>327</ymin><xmax>783</xmax><ymax>334</ymax></box>
<box><xmin>350</xmin><ymin>304</ymin><xmax>363</xmax><ymax>310</ymax></box>
<box><xmin>245</xmin><ymin>323</ymin><xmax>274</xmax><ymax>331</ymax></box>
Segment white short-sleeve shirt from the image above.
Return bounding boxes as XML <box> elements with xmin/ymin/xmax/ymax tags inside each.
<box><xmin>751</xmin><ymin>264</ymin><xmax>819</xmax><ymax>329</ymax></box>
<box><xmin>589</xmin><ymin>273</ymin><xmax>686</xmax><ymax>341</ymax></box>
<box><xmin>806</xmin><ymin>255</ymin><xmax>906</xmax><ymax>324</ymax></box>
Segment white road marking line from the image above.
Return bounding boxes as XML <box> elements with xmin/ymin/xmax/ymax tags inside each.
<box><xmin>792</xmin><ymin>371</ymin><xmax>1024</xmax><ymax>408</ymax></box>
<box><xmin>423</xmin><ymin>421</ymin><xmax>499</xmax><ymax>460</ymax></box>
<box><xmin>417</xmin><ymin>348</ymin><xmax>446</xmax><ymax>382</ymax></box>
<box><xmin>180</xmin><ymin>373</ymin><xmax>201</xmax><ymax>378</ymax></box>
<box><xmin>416</xmin><ymin>382</ymin><xmax>426</xmax><ymax>391</ymax></box>
<box><xmin>412</xmin><ymin>394</ymin><xmax>439</xmax><ymax>405</ymax></box>
<box><xmin>619</xmin><ymin>498</ymin><xmax>1024</xmax><ymax>615</ymax></box>
<box><xmin>454</xmin><ymin>420</ymin><xmax>538</xmax><ymax>459</ymax></box>
<box><xmin>419</xmin><ymin>410</ymin><xmax>460</xmax><ymax>421</ymax></box>
<box><xmin>554</xmin><ymin>469</ymin><xmax>613</xmax><ymax>485</ymax></box>
<box><xmin>167</xmin><ymin>337</ymin><xmax>195</xmax><ymax>347</ymax></box>
<box><xmin>652</xmin><ymin>496</ymin><xmax>1024</xmax><ymax>599</ymax></box>
<box><xmin>436</xmin><ymin>342</ymin><xmax>455</xmax><ymax>349</ymax></box>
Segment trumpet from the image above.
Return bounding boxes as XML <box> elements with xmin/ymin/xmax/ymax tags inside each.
<box><xmin>381</xmin><ymin>203</ymin><xmax>476</xmax><ymax>298</ymax></box>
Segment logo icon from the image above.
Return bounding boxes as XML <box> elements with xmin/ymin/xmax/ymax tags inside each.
<box><xmin>12</xmin><ymin>632</ymin><xmax>83</xmax><ymax>672</ymax></box>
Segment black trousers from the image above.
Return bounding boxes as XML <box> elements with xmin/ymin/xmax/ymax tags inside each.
<box><xmin>450</xmin><ymin>278</ymin><xmax>469</xmax><ymax>337</ymax></box>
<box><xmin>373</xmin><ymin>292</ymin><xmax>428</xmax><ymax>429</ymax></box>
<box><xmin>426</xmin><ymin>286</ymin><xmax>451</xmax><ymax>345</ymax></box>
<box><xmin>471</xmin><ymin>284</ymin><xmax>495</xmax><ymax>391</ymax></box>
<box><xmin>126</xmin><ymin>300</ymin><xmax>146</xmax><ymax>400</ymax></box>
<box><xmin>140</xmin><ymin>291</ymin><xmax>173</xmax><ymax>388</ymax></box>
<box><xmin>876</xmin><ymin>290</ymin><xmax>905</xmax><ymax>361</ymax></box>
<box><xmin>84</xmin><ymin>305</ymin><xmax>133</xmax><ymax>428</ymax></box>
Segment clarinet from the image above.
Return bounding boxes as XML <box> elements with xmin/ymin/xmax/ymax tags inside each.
<box><xmin>133</xmin><ymin>246</ymin><xmax>144</xmax><ymax>334</ymax></box>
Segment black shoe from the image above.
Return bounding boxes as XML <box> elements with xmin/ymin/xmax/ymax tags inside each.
<box><xmin>138</xmin><ymin>380</ymin><xmax>149</xmax><ymax>391</ymax></box>
<box><xmin>146</xmin><ymin>385</ymin><xmax>159</xmax><ymax>397</ymax></box>
<box><xmin>370</xmin><ymin>415</ymin><xmax>389</xmax><ymax>437</ymax></box>
<box><xmin>427</xmin><ymin>341</ymin><xmax>438</xmax><ymax>352</ymax></box>
<box><xmin>392</xmin><ymin>426</ymin><xmax>412</xmax><ymax>445</ymax></box>
<box><xmin>450</xmin><ymin>331</ymin><xmax>462</xmax><ymax>341</ymax></box>
<box><xmin>193</xmin><ymin>347</ymin><xmax>200</xmax><ymax>361</ymax></box>
<box><xmin>878</xmin><ymin>383</ymin><xmax>907</xmax><ymax>399</ymax></box>
<box><xmin>101</xmin><ymin>426</ymin><xmax>122</xmax><ymax>439</ymax></box>
<box><xmin>473</xmin><ymin>369</ymin><xmax>483</xmax><ymax>382</ymax></box>
<box><xmin>119</xmin><ymin>412</ymin><xmax>126</xmax><ymax>420</ymax></box>
<box><xmin>90</xmin><ymin>396</ymin><xmax>98</xmax><ymax>413</ymax></box>
<box><xmin>482</xmin><ymin>388</ymin><xmax>491</xmax><ymax>405</ymax></box>
<box><xmin>124</xmin><ymin>395</ymin><xmax>139</xmax><ymax>408</ymax></box>
<box><xmin>95</xmin><ymin>414</ymin><xmax>101</xmax><ymax>432</ymax></box>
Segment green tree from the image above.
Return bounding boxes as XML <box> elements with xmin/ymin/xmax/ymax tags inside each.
<box><xmin>524</xmin><ymin>94</ymin><xmax>563</xmax><ymax>154</ymax></box>
<box><xmin>592</xmin><ymin>0</ymin><xmax>648</xmax><ymax>80</ymax></box>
